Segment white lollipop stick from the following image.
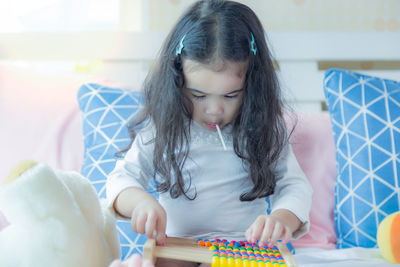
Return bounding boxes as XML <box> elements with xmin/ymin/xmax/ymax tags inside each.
<box><xmin>216</xmin><ymin>125</ymin><xmax>227</xmax><ymax>151</ymax></box>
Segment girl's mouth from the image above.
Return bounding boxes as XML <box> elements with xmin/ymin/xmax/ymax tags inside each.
<box><xmin>205</xmin><ymin>123</ymin><xmax>218</xmax><ymax>130</ymax></box>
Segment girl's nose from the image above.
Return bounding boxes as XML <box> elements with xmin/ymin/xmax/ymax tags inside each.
<box><xmin>205</xmin><ymin>99</ymin><xmax>224</xmax><ymax>116</ymax></box>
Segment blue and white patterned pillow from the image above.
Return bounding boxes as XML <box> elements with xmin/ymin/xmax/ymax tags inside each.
<box><xmin>323</xmin><ymin>69</ymin><xmax>400</xmax><ymax>248</ymax></box>
<box><xmin>78</xmin><ymin>83</ymin><xmax>148</xmax><ymax>259</ymax></box>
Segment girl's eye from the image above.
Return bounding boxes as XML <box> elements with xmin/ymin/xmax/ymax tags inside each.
<box><xmin>192</xmin><ymin>94</ymin><xmax>205</xmax><ymax>100</ymax></box>
<box><xmin>225</xmin><ymin>94</ymin><xmax>239</xmax><ymax>99</ymax></box>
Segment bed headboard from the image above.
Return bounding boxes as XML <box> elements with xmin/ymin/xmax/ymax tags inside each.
<box><xmin>1</xmin><ymin>31</ymin><xmax>399</xmax><ymax>112</ymax></box>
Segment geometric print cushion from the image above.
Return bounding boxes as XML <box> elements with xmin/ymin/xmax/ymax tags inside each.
<box><xmin>77</xmin><ymin>83</ymin><xmax>150</xmax><ymax>259</ymax></box>
<box><xmin>323</xmin><ymin>68</ymin><xmax>400</xmax><ymax>248</ymax></box>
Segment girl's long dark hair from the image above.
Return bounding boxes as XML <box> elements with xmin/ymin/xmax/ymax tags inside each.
<box><xmin>127</xmin><ymin>0</ymin><xmax>289</xmax><ymax>201</ymax></box>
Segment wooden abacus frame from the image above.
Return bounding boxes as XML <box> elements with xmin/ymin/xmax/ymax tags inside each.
<box><xmin>143</xmin><ymin>237</ymin><xmax>297</xmax><ymax>267</ymax></box>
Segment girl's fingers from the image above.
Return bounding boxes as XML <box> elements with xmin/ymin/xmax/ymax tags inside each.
<box><xmin>282</xmin><ymin>226</ymin><xmax>292</xmax><ymax>244</ymax></box>
<box><xmin>155</xmin><ymin>213</ymin><xmax>167</xmax><ymax>245</ymax></box>
<box><xmin>245</xmin><ymin>227</ymin><xmax>253</xmax><ymax>242</ymax></box>
<box><xmin>135</xmin><ymin>213</ymin><xmax>148</xmax><ymax>235</ymax></box>
<box><xmin>130</xmin><ymin>211</ymin><xmax>137</xmax><ymax>233</ymax></box>
<box><xmin>268</xmin><ymin>222</ymin><xmax>283</xmax><ymax>247</ymax></box>
<box><xmin>145</xmin><ymin>213</ymin><xmax>157</xmax><ymax>239</ymax></box>
<box><xmin>250</xmin><ymin>216</ymin><xmax>266</xmax><ymax>244</ymax></box>
<box><xmin>258</xmin><ymin>218</ymin><xmax>274</xmax><ymax>246</ymax></box>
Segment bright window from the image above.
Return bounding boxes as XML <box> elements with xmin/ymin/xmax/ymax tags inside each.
<box><xmin>0</xmin><ymin>0</ymin><xmax>119</xmax><ymax>32</ymax></box>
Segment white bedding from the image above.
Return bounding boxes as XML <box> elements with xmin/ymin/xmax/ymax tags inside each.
<box><xmin>294</xmin><ymin>247</ymin><xmax>399</xmax><ymax>266</ymax></box>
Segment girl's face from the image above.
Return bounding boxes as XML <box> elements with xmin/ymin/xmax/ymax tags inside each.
<box><xmin>183</xmin><ymin>59</ymin><xmax>247</xmax><ymax>131</ymax></box>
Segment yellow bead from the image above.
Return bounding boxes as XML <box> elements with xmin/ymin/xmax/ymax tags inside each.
<box><xmin>220</xmin><ymin>256</ymin><xmax>228</xmax><ymax>267</ymax></box>
<box><xmin>228</xmin><ymin>257</ymin><xmax>236</xmax><ymax>267</ymax></box>
<box><xmin>212</xmin><ymin>256</ymin><xmax>220</xmax><ymax>267</ymax></box>
<box><xmin>235</xmin><ymin>258</ymin><xmax>243</xmax><ymax>267</ymax></box>
<box><xmin>243</xmin><ymin>259</ymin><xmax>251</xmax><ymax>267</ymax></box>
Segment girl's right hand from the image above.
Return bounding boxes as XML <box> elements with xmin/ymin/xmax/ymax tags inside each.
<box><xmin>130</xmin><ymin>195</ymin><xmax>167</xmax><ymax>245</ymax></box>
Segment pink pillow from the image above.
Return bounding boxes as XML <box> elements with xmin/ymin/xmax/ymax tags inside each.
<box><xmin>287</xmin><ymin>113</ymin><xmax>337</xmax><ymax>249</ymax></box>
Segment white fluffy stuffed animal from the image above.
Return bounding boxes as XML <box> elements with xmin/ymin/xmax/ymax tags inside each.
<box><xmin>0</xmin><ymin>161</ymin><xmax>120</xmax><ymax>267</ymax></box>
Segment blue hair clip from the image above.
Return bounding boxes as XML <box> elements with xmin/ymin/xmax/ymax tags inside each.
<box><xmin>176</xmin><ymin>34</ymin><xmax>186</xmax><ymax>56</ymax></box>
<box><xmin>250</xmin><ymin>32</ymin><xmax>257</xmax><ymax>55</ymax></box>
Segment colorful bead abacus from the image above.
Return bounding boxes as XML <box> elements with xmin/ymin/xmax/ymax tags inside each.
<box><xmin>196</xmin><ymin>238</ymin><xmax>289</xmax><ymax>267</ymax></box>
<box><xmin>143</xmin><ymin>237</ymin><xmax>297</xmax><ymax>267</ymax></box>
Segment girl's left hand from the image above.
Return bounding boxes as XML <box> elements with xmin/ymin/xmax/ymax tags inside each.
<box><xmin>245</xmin><ymin>211</ymin><xmax>297</xmax><ymax>247</ymax></box>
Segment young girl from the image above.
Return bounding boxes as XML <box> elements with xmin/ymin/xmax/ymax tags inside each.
<box><xmin>107</xmin><ymin>0</ymin><xmax>312</xmax><ymax>265</ymax></box>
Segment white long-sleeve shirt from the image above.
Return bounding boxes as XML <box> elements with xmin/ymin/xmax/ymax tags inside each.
<box><xmin>106</xmin><ymin>121</ymin><xmax>312</xmax><ymax>241</ymax></box>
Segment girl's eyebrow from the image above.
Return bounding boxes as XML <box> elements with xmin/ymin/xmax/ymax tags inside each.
<box><xmin>187</xmin><ymin>88</ymin><xmax>244</xmax><ymax>95</ymax></box>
